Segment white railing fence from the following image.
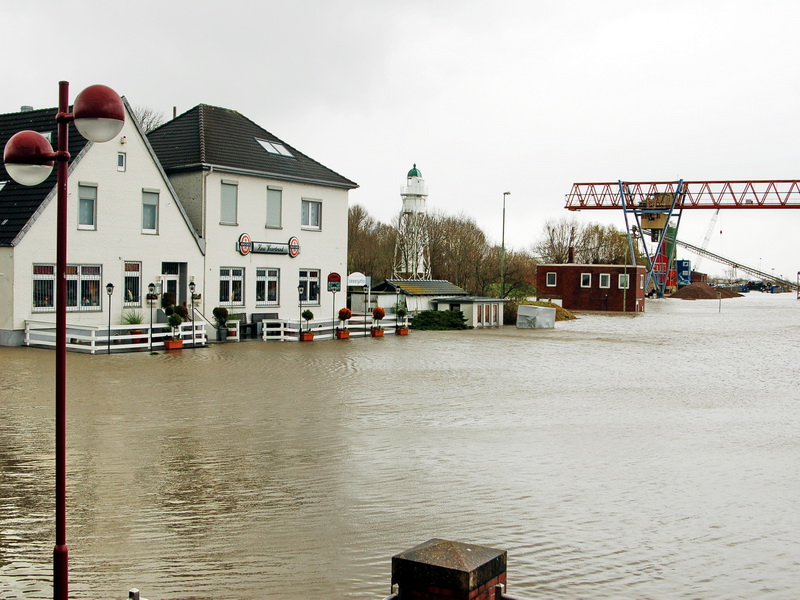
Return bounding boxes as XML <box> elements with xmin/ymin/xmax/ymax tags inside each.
<box><xmin>261</xmin><ymin>315</ymin><xmax>405</xmax><ymax>341</ymax></box>
<box><xmin>25</xmin><ymin>320</ymin><xmax>207</xmax><ymax>354</ymax></box>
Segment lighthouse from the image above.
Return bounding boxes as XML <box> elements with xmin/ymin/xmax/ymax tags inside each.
<box><xmin>393</xmin><ymin>164</ymin><xmax>431</xmax><ymax>279</ymax></box>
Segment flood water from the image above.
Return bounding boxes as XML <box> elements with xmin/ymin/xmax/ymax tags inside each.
<box><xmin>1</xmin><ymin>292</ymin><xmax>799</xmax><ymax>600</ymax></box>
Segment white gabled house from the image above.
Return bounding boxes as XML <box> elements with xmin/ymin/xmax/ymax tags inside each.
<box><xmin>0</xmin><ymin>100</ymin><xmax>205</xmax><ymax>346</ymax></box>
<box><xmin>147</xmin><ymin>104</ymin><xmax>358</xmax><ymax>336</ymax></box>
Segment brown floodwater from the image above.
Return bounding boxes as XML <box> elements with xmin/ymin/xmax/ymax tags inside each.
<box><xmin>1</xmin><ymin>293</ymin><xmax>799</xmax><ymax>599</ymax></box>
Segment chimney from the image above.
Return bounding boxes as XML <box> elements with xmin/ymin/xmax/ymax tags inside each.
<box><xmin>567</xmin><ymin>246</ymin><xmax>575</xmax><ymax>263</ymax></box>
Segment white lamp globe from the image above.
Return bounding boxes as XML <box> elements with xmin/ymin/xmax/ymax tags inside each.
<box><xmin>73</xmin><ymin>84</ymin><xmax>125</xmax><ymax>143</ymax></box>
<box><xmin>3</xmin><ymin>130</ymin><xmax>55</xmax><ymax>186</ymax></box>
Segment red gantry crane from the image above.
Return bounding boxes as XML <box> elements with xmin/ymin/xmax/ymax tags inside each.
<box><xmin>565</xmin><ymin>180</ymin><xmax>800</xmax><ymax>297</ymax></box>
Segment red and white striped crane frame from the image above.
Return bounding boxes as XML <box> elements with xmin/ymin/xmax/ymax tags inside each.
<box><xmin>565</xmin><ymin>180</ymin><xmax>800</xmax><ymax>210</ymax></box>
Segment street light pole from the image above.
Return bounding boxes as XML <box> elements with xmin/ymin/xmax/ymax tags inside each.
<box><xmin>105</xmin><ymin>282</ymin><xmax>114</xmax><ymax>354</ymax></box>
<box><xmin>148</xmin><ymin>282</ymin><xmax>156</xmax><ymax>352</ymax></box>
<box><xmin>189</xmin><ymin>281</ymin><xmax>196</xmax><ymax>348</ymax></box>
<box><xmin>363</xmin><ymin>285</ymin><xmax>370</xmax><ymax>337</ymax></box>
<box><xmin>298</xmin><ymin>284</ymin><xmax>304</xmax><ymax>340</ymax></box>
<box><xmin>501</xmin><ymin>191</ymin><xmax>510</xmax><ymax>298</ymax></box>
<box><xmin>3</xmin><ymin>81</ymin><xmax>123</xmax><ymax>600</ymax></box>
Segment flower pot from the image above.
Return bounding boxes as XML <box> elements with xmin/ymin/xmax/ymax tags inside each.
<box><xmin>370</xmin><ymin>328</ymin><xmax>384</xmax><ymax>337</ymax></box>
<box><xmin>164</xmin><ymin>339</ymin><xmax>183</xmax><ymax>350</ymax></box>
<box><xmin>395</xmin><ymin>327</ymin><xmax>409</xmax><ymax>336</ymax></box>
<box><xmin>217</xmin><ymin>327</ymin><xmax>227</xmax><ymax>341</ymax></box>
<box><xmin>336</xmin><ymin>330</ymin><xmax>350</xmax><ymax>339</ymax></box>
<box><xmin>129</xmin><ymin>329</ymin><xmax>145</xmax><ymax>344</ymax></box>
<box><xmin>300</xmin><ymin>331</ymin><xmax>315</xmax><ymax>342</ymax></box>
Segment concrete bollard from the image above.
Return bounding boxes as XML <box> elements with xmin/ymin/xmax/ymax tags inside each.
<box><xmin>391</xmin><ymin>538</ymin><xmax>507</xmax><ymax>600</ymax></box>
<box><xmin>128</xmin><ymin>589</ymin><xmax>148</xmax><ymax>600</ymax></box>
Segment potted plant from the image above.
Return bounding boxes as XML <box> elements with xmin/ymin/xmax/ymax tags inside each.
<box><xmin>213</xmin><ymin>306</ymin><xmax>228</xmax><ymax>341</ymax></box>
<box><xmin>337</xmin><ymin>307</ymin><xmax>352</xmax><ymax>339</ymax></box>
<box><xmin>122</xmin><ymin>309</ymin><xmax>145</xmax><ymax>344</ymax></box>
<box><xmin>300</xmin><ymin>309</ymin><xmax>315</xmax><ymax>341</ymax></box>
<box><xmin>371</xmin><ymin>306</ymin><xmax>386</xmax><ymax>337</ymax></box>
<box><xmin>164</xmin><ymin>312</ymin><xmax>184</xmax><ymax>350</ymax></box>
<box><xmin>227</xmin><ymin>313</ymin><xmax>240</xmax><ymax>337</ymax></box>
<box><xmin>395</xmin><ymin>306</ymin><xmax>409</xmax><ymax>335</ymax></box>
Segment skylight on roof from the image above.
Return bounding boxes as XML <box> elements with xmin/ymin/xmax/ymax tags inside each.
<box><xmin>0</xmin><ymin>181</ymin><xmax>6</xmax><ymax>193</ymax></box>
<box><xmin>256</xmin><ymin>138</ymin><xmax>293</xmax><ymax>157</ymax></box>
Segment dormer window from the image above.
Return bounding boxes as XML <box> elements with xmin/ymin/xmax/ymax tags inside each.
<box><xmin>256</xmin><ymin>138</ymin><xmax>293</xmax><ymax>157</ymax></box>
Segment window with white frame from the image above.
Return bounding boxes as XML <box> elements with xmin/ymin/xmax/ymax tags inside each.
<box><xmin>639</xmin><ymin>274</ymin><xmax>645</xmax><ymax>289</ymax></box>
<box><xmin>78</xmin><ymin>184</ymin><xmax>97</xmax><ymax>230</ymax></box>
<box><xmin>256</xmin><ymin>268</ymin><xmax>280</xmax><ymax>305</ymax></box>
<box><xmin>142</xmin><ymin>190</ymin><xmax>159</xmax><ymax>233</ymax></box>
<box><xmin>33</xmin><ymin>264</ymin><xmax>102</xmax><ymax>312</ymax></box>
<box><xmin>299</xmin><ymin>269</ymin><xmax>320</xmax><ymax>304</ymax></box>
<box><xmin>32</xmin><ymin>264</ymin><xmax>55</xmax><ymax>312</ymax></box>
<box><xmin>618</xmin><ymin>273</ymin><xmax>630</xmax><ymax>289</ymax></box>
<box><xmin>581</xmin><ymin>273</ymin><xmax>592</xmax><ymax>288</ymax></box>
<box><xmin>546</xmin><ymin>272</ymin><xmax>557</xmax><ymax>287</ymax></box>
<box><xmin>220</xmin><ymin>181</ymin><xmax>238</xmax><ymax>225</ymax></box>
<box><xmin>124</xmin><ymin>261</ymin><xmax>142</xmax><ymax>306</ymax></box>
<box><xmin>219</xmin><ymin>267</ymin><xmax>244</xmax><ymax>306</ymax></box>
<box><xmin>117</xmin><ymin>152</ymin><xmax>126</xmax><ymax>172</ymax></box>
<box><xmin>599</xmin><ymin>273</ymin><xmax>611</xmax><ymax>288</ymax></box>
<box><xmin>301</xmin><ymin>199</ymin><xmax>321</xmax><ymax>230</ymax></box>
<box><xmin>266</xmin><ymin>187</ymin><xmax>282</xmax><ymax>228</ymax></box>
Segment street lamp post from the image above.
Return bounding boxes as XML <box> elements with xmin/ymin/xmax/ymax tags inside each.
<box><xmin>105</xmin><ymin>282</ymin><xmax>114</xmax><ymax>354</ymax></box>
<box><xmin>2</xmin><ymin>81</ymin><xmax>124</xmax><ymax>600</ymax></box>
<box><xmin>363</xmin><ymin>285</ymin><xmax>370</xmax><ymax>337</ymax></box>
<box><xmin>501</xmin><ymin>191</ymin><xmax>510</xmax><ymax>298</ymax></box>
<box><xmin>148</xmin><ymin>282</ymin><xmax>156</xmax><ymax>352</ymax></box>
<box><xmin>298</xmin><ymin>284</ymin><xmax>304</xmax><ymax>340</ymax></box>
<box><xmin>189</xmin><ymin>281</ymin><xmax>196</xmax><ymax>348</ymax></box>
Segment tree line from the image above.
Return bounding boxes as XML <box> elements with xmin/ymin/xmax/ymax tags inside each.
<box><xmin>348</xmin><ymin>206</ymin><xmax>642</xmax><ymax>299</ymax></box>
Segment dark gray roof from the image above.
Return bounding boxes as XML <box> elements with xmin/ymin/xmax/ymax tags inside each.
<box><xmin>0</xmin><ymin>107</ymin><xmax>90</xmax><ymax>246</ymax></box>
<box><xmin>147</xmin><ymin>104</ymin><xmax>358</xmax><ymax>190</ymax></box>
<box><xmin>372</xmin><ymin>279</ymin><xmax>469</xmax><ymax>296</ymax></box>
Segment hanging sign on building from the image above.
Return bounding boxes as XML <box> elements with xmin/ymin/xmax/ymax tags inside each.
<box><xmin>238</xmin><ymin>233</ymin><xmax>300</xmax><ymax>258</ymax></box>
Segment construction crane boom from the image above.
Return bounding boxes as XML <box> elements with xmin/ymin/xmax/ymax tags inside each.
<box><xmin>675</xmin><ymin>239</ymin><xmax>799</xmax><ymax>291</ymax></box>
<box><xmin>694</xmin><ymin>208</ymin><xmax>720</xmax><ymax>270</ymax></box>
<box><xmin>566</xmin><ymin>180</ymin><xmax>800</xmax><ymax>210</ymax></box>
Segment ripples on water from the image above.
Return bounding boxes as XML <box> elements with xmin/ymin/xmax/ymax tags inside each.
<box><xmin>1</xmin><ymin>293</ymin><xmax>799</xmax><ymax>599</ymax></box>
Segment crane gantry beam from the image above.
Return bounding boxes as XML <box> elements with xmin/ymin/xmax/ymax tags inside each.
<box><xmin>565</xmin><ymin>180</ymin><xmax>800</xmax><ymax>210</ymax></box>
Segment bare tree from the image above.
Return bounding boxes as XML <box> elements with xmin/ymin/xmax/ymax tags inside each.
<box><xmin>348</xmin><ymin>204</ymin><xmax>395</xmax><ymax>281</ymax></box>
<box><xmin>131</xmin><ymin>105</ymin><xmax>166</xmax><ymax>133</ymax></box>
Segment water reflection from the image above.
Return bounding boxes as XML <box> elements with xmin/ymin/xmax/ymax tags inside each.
<box><xmin>1</xmin><ymin>293</ymin><xmax>799</xmax><ymax>599</ymax></box>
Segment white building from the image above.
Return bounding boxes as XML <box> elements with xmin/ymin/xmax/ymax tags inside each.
<box><xmin>0</xmin><ymin>101</ymin><xmax>204</xmax><ymax>346</ymax></box>
<box><xmin>147</xmin><ymin>105</ymin><xmax>358</xmax><ymax>336</ymax></box>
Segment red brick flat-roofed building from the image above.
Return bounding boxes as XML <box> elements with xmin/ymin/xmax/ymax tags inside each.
<box><xmin>537</xmin><ymin>264</ymin><xmax>647</xmax><ymax>312</ymax></box>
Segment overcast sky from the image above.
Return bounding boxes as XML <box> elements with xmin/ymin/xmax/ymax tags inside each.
<box><xmin>5</xmin><ymin>0</ymin><xmax>800</xmax><ymax>280</ymax></box>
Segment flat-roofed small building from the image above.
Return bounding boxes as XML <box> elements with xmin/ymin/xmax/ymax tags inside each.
<box><xmin>537</xmin><ymin>264</ymin><xmax>647</xmax><ymax>312</ymax></box>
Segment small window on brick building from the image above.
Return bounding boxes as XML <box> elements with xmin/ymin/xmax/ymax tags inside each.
<box><xmin>546</xmin><ymin>272</ymin><xmax>557</xmax><ymax>287</ymax></box>
<box><xmin>581</xmin><ymin>273</ymin><xmax>591</xmax><ymax>288</ymax></box>
<box><xmin>599</xmin><ymin>273</ymin><xmax>610</xmax><ymax>288</ymax></box>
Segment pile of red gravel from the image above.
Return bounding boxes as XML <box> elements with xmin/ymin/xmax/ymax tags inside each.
<box><xmin>670</xmin><ymin>282</ymin><xmax>742</xmax><ymax>300</ymax></box>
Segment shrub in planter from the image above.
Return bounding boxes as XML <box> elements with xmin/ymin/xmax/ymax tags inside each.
<box><xmin>337</xmin><ymin>307</ymin><xmax>352</xmax><ymax>339</ymax></box>
<box><xmin>174</xmin><ymin>303</ymin><xmax>189</xmax><ymax>320</ymax></box>
<box><xmin>372</xmin><ymin>306</ymin><xmax>385</xmax><ymax>330</ymax></box>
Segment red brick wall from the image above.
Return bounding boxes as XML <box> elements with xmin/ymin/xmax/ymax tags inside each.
<box><xmin>537</xmin><ymin>264</ymin><xmax>646</xmax><ymax>312</ymax></box>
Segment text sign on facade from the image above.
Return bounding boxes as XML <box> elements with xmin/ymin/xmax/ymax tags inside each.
<box><xmin>327</xmin><ymin>272</ymin><xmax>341</xmax><ymax>292</ymax></box>
<box><xmin>238</xmin><ymin>233</ymin><xmax>300</xmax><ymax>258</ymax></box>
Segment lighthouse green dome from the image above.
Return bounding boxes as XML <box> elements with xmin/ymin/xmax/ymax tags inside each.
<box><xmin>407</xmin><ymin>163</ymin><xmax>422</xmax><ymax>177</ymax></box>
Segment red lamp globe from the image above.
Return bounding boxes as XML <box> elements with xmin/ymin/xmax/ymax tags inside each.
<box><xmin>3</xmin><ymin>130</ymin><xmax>55</xmax><ymax>186</ymax></box>
<box><xmin>73</xmin><ymin>84</ymin><xmax>125</xmax><ymax>142</ymax></box>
